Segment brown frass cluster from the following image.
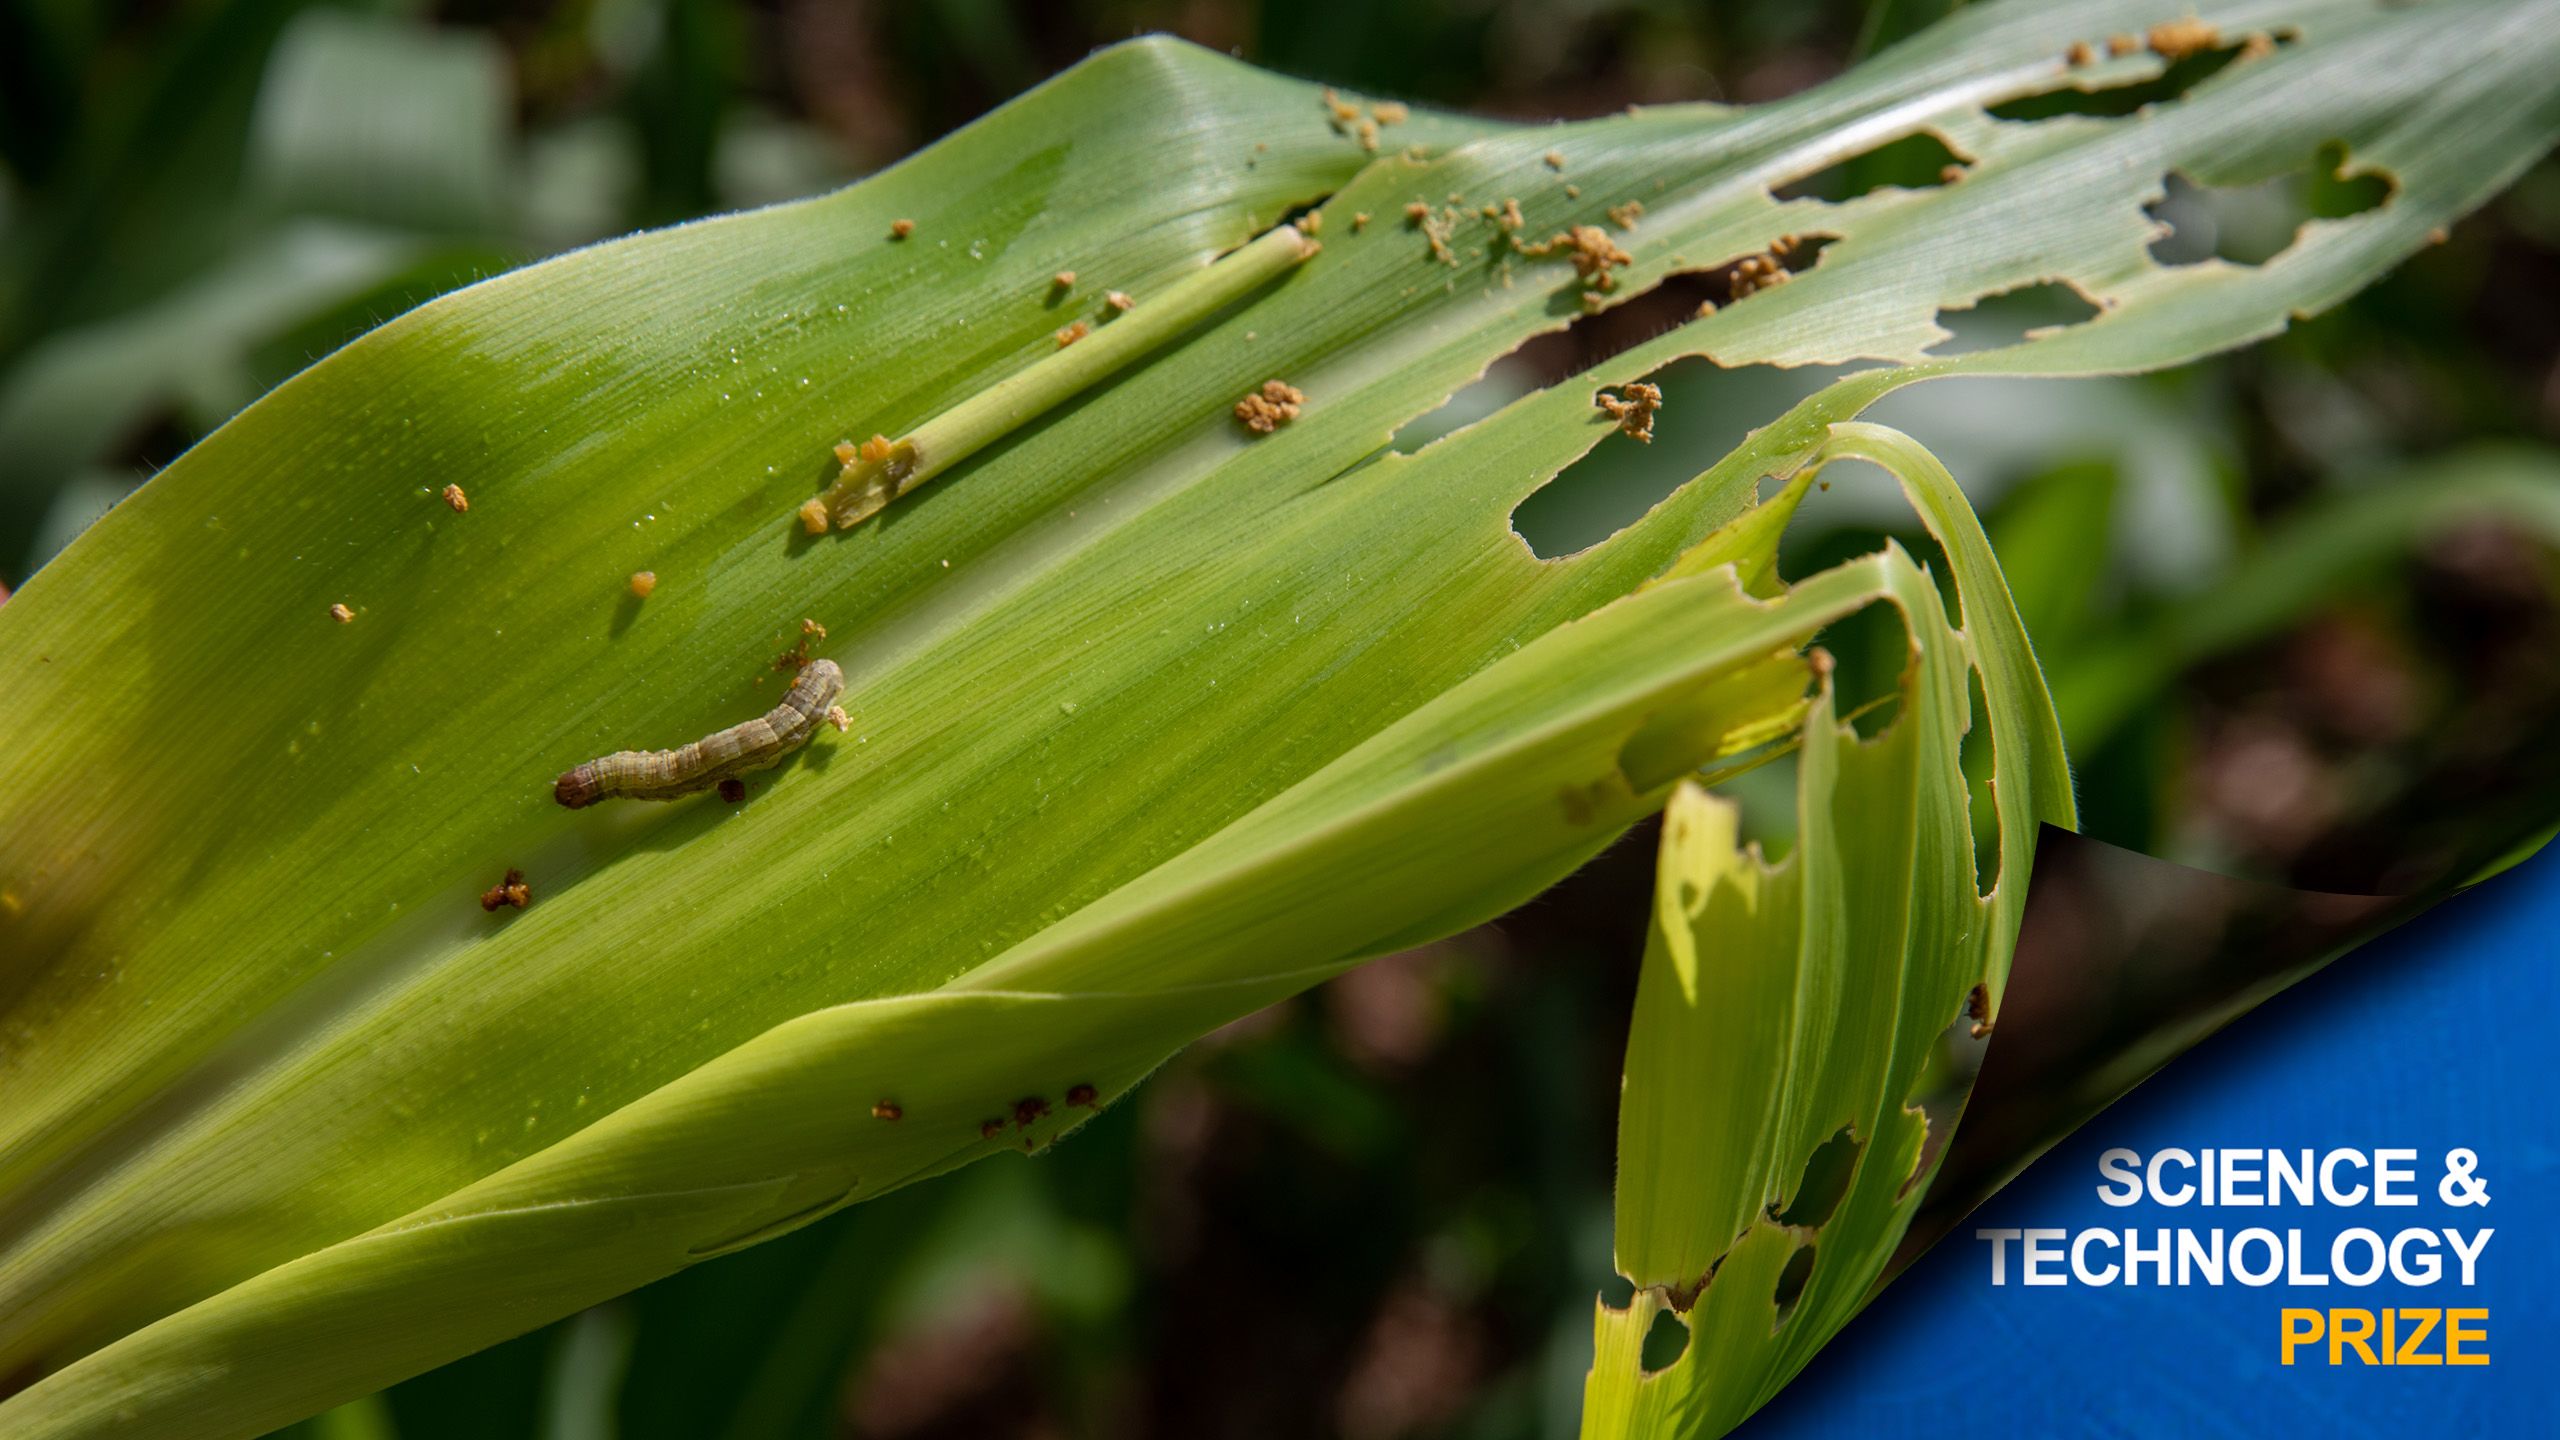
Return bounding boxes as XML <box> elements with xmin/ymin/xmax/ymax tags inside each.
<box><xmin>480</xmin><ymin>867</ymin><xmax>530</xmax><ymax>912</ymax></box>
<box><xmin>1234</xmin><ymin>379</ymin><xmax>1306</xmax><ymax>434</ymax></box>
<box><xmin>2146</xmin><ymin>17</ymin><xmax>2221</xmax><ymax>60</ymax></box>
<box><xmin>1548</xmin><ymin>224</ymin><xmax>1634</xmax><ymax>292</ymax></box>
<box><xmin>1595</xmin><ymin>382</ymin><xmax>1663</xmax><ymax>443</ymax></box>
<box><xmin>1728</xmin><ymin>235</ymin><xmax>1807</xmax><ymax>299</ymax></box>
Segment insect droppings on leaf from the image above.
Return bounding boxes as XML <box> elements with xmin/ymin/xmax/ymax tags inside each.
<box><xmin>1067</xmin><ymin>1084</ymin><xmax>1098</xmax><ymax>1108</ymax></box>
<box><xmin>1607</xmin><ymin>199</ymin><xmax>1645</xmax><ymax>230</ymax></box>
<box><xmin>1234</xmin><ymin>379</ymin><xmax>1305</xmax><ymax>434</ymax></box>
<box><xmin>717</xmin><ymin>778</ymin><xmax>746</xmax><ymax>803</ymax></box>
<box><xmin>1055</xmin><ymin>320</ymin><xmax>1090</xmax><ymax>348</ymax></box>
<box><xmin>2146</xmin><ymin>16</ymin><xmax>2219</xmax><ymax>59</ymax></box>
<box><xmin>628</xmin><ymin>571</ymin><xmax>657</xmax><ymax>599</ymax></box>
<box><xmin>1105</xmin><ymin>289</ymin><xmax>1134</xmax><ymax>312</ymax></box>
<box><xmin>773</xmin><ymin>617</ymin><xmax>828</xmax><ymax>675</ymax></box>
<box><xmin>1013</xmin><ymin>1096</ymin><xmax>1050</xmax><ymax>1129</ymax></box>
<box><xmin>871</xmin><ymin>1099</ymin><xmax>903</xmax><ymax>1121</ymax></box>
<box><xmin>797</xmin><ymin>499</ymin><xmax>830</xmax><ymax>536</ymax></box>
<box><xmin>479</xmin><ymin>868</ymin><xmax>530</xmax><ymax>912</ymax></box>
<box><xmin>1520</xmin><ymin>224</ymin><xmax>1633</xmax><ymax>294</ymax></box>
<box><xmin>980</xmin><ymin>1118</ymin><xmax>1005</xmax><ymax>1140</ymax></box>
<box><xmin>889</xmin><ymin>218</ymin><xmax>914</xmax><ymax>239</ymax></box>
<box><xmin>2064</xmin><ymin>39</ymin><xmax>2095</xmax><ymax>66</ymax></box>
<box><xmin>1724</xmin><ymin>236</ymin><xmax>1806</xmax><ymax>300</ymax></box>
<box><xmin>1595</xmin><ymin>382</ymin><xmax>1663</xmax><ymax>442</ymax></box>
<box><xmin>2105</xmin><ymin>32</ymin><xmax>2139</xmax><ymax>56</ymax></box>
<box><xmin>1416</xmin><ymin>205</ymin><xmax>1458</xmax><ymax>265</ymax></box>
<box><xmin>1051</xmin><ymin>270</ymin><xmax>1076</xmax><ymax>290</ymax></box>
<box><xmin>441</xmin><ymin>484</ymin><xmax>468</xmax><ymax>513</ymax></box>
<box><xmin>328</xmin><ymin>603</ymin><xmax>354</xmax><ymax>624</ymax></box>
<box><xmin>826</xmin><ymin>705</ymin><xmax>850</xmax><ymax>733</ymax></box>
<box><xmin>1544</xmin><ymin>148</ymin><xmax>1565</xmax><ymax>170</ymax></box>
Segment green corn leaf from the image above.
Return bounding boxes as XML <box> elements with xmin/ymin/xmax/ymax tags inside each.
<box><xmin>1</xmin><ymin>1</ymin><xmax>2553</xmax><ymax>1433</ymax></box>
<box><xmin>1585</xmin><ymin>424</ymin><xmax>2073</xmax><ymax>1436</ymax></box>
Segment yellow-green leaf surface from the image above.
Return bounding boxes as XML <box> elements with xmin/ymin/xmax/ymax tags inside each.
<box><xmin>1585</xmin><ymin>426</ymin><xmax>2074</xmax><ymax>1436</ymax></box>
<box><xmin>1</xmin><ymin>0</ymin><xmax>2553</xmax><ymax>1433</ymax></box>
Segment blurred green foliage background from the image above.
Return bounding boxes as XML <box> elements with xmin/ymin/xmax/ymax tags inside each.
<box><xmin>4</xmin><ymin>2</ymin><xmax>2555</xmax><ymax>1436</ymax></box>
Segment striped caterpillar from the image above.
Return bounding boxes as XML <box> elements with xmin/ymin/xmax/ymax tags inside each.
<box><xmin>554</xmin><ymin>660</ymin><xmax>844</xmax><ymax>808</ymax></box>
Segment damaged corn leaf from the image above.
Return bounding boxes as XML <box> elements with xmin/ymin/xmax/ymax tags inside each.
<box><xmin>0</xmin><ymin>1</ymin><xmax>2551</xmax><ymax>1433</ymax></box>
<box><xmin>4</xmin><ymin>557</ymin><xmax>1887</xmax><ymax>1439</ymax></box>
<box><xmin>1586</xmin><ymin>426</ymin><xmax>2074</xmax><ymax>1436</ymax></box>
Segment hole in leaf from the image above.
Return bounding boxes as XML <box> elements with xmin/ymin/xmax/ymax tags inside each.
<box><xmin>1401</xmin><ymin>235</ymin><xmax>1842</xmax><ymax>462</ymax></box>
<box><xmin>1988</xmin><ymin>30</ymin><xmax>2287</xmax><ymax>122</ymax></box>
<box><xmin>1714</xmin><ymin>231</ymin><xmax>1837</xmax><ymax>293</ymax></box>
<box><xmin>1640</xmin><ymin>1305</ymin><xmax>1692</xmax><ymax>1373</ymax></box>
<box><xmin>2146</xmin><ymin>142</ymin><xmax>2395</xmax><ymax>267</ymax></box>
<box><xmin>1926</xmin><ymin>281</ymin><xmax>2102</xmax><ymax>356</ymax></box>
<box><xmin>1393</xmin><ymin>232</ymin><xmax>1852</xmax><ymax>558</ymax></box>
<box><xmin>1598</xmin><ymin>1270</ymin><xmax>1639</xmax><ymax>1310</ymax></box>
<box><xmin>1896</xmin><ymin>986</ymin><xmax>1996</xmax><ymax>1199</ymax></box>
<box><xmin>1771</xmin><ymin>1125</ymin><xmax>1862</xmax><ymax>1228</ymax></box>
<box><xmin>1782</xmin><ymin>534</ymin><xmax>1916</xmax><ymax>738</ymax></box>
<box><xmin>1960</xmin><ymin>664</ymin><xmax>1999</xmax><ymax>896</ymax></box>
<box><xmin>1506</xmin><ymin>356</ymin><xmax>1865</xmax><ymax>558</ymax></box>
<box><xmin>1774</xmin><ymin>130</ymin><xmax>1967</xmax><ymax>202</ymax></box>
<box><xmin>1771</xmin><ymin>1243</ymin><xmax>1817</xmax><ymax>1329</ymax></box>
<box><xmin>1391</xmin><ymin>280</ymin><xmax>1713</xmax><ymax>456</ymax></box>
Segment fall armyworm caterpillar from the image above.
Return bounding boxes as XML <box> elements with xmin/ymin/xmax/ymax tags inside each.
<box><xmin>554</xmin><ymin>659</ymin><xmax>844</xmax><ymax>808</ymax></box>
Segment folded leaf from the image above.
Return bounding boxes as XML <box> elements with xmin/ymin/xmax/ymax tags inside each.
<box><xmin>1586</xmin><ymin>425</ymin><xmax>2074</xmax><ymax>1435</ymax></box>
